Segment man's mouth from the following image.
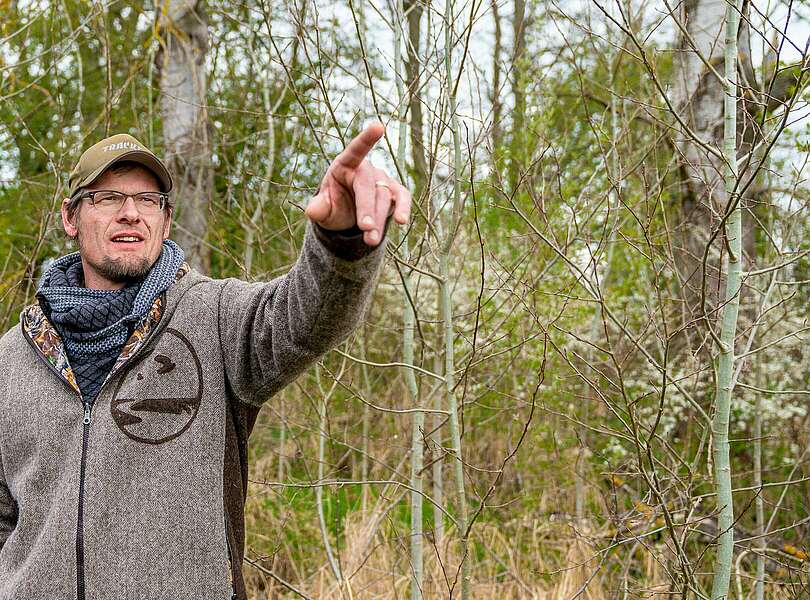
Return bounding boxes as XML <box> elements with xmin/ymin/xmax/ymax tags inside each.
<box><xmin>111</xmin><ymin>235</ymin><xmax>145</xmax><ymax>247</ymax></box>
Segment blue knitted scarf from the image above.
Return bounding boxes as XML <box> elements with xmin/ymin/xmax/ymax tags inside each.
<box><xmin>36</xmin><ymin>240</ymin><xmax>184</xmax><ymax>402</ymax></box>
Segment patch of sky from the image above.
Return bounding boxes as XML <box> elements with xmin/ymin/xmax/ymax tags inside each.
<box><xmin>0</xmin><ymin>132</ymin><xmax>20</xmax><ymax>184</ymax></box>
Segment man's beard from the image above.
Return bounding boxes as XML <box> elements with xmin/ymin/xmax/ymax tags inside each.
<box><xmin>76</xmin><ymin>233</ymin><xmax>154</xmax><ymax>284</ymax></box>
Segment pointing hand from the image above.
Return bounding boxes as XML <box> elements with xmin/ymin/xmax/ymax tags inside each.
<box><xmin>305</xmin><ymin>122</ymin><xmax>412</xmax><ymax>247</ymax></box>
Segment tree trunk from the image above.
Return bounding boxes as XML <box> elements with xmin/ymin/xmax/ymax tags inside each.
<box><xmin>157</xmin><ymin>0</ymin><xmax>213</xmax><ymax>272</ymax></box>
<box><xmin>671</xmin><ymin>0</ymin><xmax>727</xmax><ymax>327</ymax></box>
<box><xmin>710</xmin><ymin>2</ymin><xmax>743</xmax><ymax>597</ymax></box>
<box><xmin>490</xmin><ymin>0</ymin><xmax>502</xmax><ymax>151</ymax></box>
<box><xmin>395</xmin><ymin>1</ymin><xmax>424</xmax><ymax>595</ymax></box>
<box><xmin>753</xmin><ymin>366</ymin><xmax>764</xmax><ymax>600</ymax></box>
<box><xmin>671</xmin><ymin>0</ymin><xmax>754</xmax><ymax>331</ymax></box>
<box><xmin>404</xmin><ymin>0</ymin><xmax>427</xmax><ymax>197</ymax></box>
<box><xmin>443</xmin><ymin>0</ymin><xmax>469</xmax><ymax>592</ymax></box>
<box><xmin>432</xmin><ymin>314</ymin><xmax>445</xmax><ymax>549</ymax></box>
<box><xmin>508</xmin><ymin>0</ymin><xmax>526</xmax><ymax>193</ymax></box>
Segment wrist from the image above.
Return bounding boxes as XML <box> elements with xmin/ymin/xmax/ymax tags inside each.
<box><xmin>312</xmin><ymin>217</ymin><xmax>391</xmax><ymax>261</ymax></box>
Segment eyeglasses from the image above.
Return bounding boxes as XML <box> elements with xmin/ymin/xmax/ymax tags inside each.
<box><xmin>77</xmin><ymin>190</ymin><xmax>168</xmax><ymax>215</ymax></box>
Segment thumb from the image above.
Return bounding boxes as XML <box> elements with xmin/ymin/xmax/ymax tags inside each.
<box><xmin>305</xmin><ymin>191</ymin><xmax>332</xmax><ymax>223</ymax></box>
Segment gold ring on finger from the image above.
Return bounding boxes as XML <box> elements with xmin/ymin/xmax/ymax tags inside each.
<box><xmin>374</xmin><ymin>180</ymin><xmax>391</xmax><ymax>190</ymax></box>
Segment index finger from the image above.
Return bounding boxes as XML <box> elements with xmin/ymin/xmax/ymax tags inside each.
<box><xmin>334</xmin><ymin>121</ymin><xmax>385</xmax><ymax>169</ymax></box>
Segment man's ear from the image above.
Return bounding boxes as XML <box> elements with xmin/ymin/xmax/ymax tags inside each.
<box><xmin>61</xmin><ymin>197</ymin><xmax>78</xmax><ymax>238</ymax></box>
<box><xmin>162</xmin><ymin>208</ymin><xmax>173</xmax><ymax>240</ymax></box>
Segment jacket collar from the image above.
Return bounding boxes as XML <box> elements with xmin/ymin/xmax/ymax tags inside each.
<box><xmin>20</xmin><ymin>262</ymin><xmax>191</xmax><ymax>397</ymax></box>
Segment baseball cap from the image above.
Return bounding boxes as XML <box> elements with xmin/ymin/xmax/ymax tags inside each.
<box><xmin>67</xmin><ymin>133</ymin><xmax>173</xmax><ymax>197</ymax></box>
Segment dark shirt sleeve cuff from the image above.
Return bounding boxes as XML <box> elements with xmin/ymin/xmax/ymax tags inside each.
<box><xmin>312</xmin><ymin>216</ymin><xmax>391</xmax><ymax>262</ymax></box>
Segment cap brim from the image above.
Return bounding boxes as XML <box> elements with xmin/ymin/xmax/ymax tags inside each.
<box><xmin>78</xmin><ymin>150</ymin><xmax>173</xmax><ymax>194</ymax></box>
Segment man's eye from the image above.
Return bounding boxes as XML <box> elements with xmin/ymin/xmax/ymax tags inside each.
<box><xmin>97</xmin><ymin>193</ymin><xmax>122</xmax><ymax>202</ymax></box>
<box><xmin>138</xmin><ymin>194</ymin><xmax>161</xmax><ymax>205</ymax></box>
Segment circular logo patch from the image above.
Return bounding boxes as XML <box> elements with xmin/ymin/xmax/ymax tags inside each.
<box><xmin>111</xmin><ymin>328</ymin><xmax>203</xmax><ymax>445</ymax></box>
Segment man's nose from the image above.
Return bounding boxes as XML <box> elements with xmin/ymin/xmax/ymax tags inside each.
<box><xmin>117</xmin><ymin>196</ymin><xmax>141</xmax><ymax>221</ymax></box>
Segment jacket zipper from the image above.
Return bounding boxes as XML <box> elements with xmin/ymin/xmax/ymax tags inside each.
<box><xmin>77</xmin><ymin>374</ymin><xmax>123</xmax><ymax>600</ymax></box>
<box><xmin>76</xmin><ymin>401</ymin><xmax>91</xmax><ymax>600</ymax></box>
<box><xmin>22</xmin><ymin>301</ymin><xmax>167</xmax><ymax>600</ymax></box>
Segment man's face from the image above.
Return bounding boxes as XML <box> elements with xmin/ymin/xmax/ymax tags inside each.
<box><xmin>61</xmin><ymin>165</ymin><xmax>173</xmax><ymax>290</ymax></box>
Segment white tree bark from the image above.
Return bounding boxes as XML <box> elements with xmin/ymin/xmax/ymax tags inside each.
<box><xmin>157</xmin><ymin>0</ymin><xmax>213</xmax><ymax>272</ymax></box>
<box><xmin>710</xmin><ymin>2</ymin><xmax>743</xmax><ymax>597</ymax></box>
<box><xmin>670</xmin><ymin>0</ymin><xmax>751</xmax><ymax>325</ymax></box>
<box><xmin>393</xmin><ymin>0</ymin><xmax>424</xmax><ymax>595</ymax></box>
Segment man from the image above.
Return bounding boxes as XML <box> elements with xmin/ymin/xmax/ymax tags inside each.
<box><xmin>0</xmin><ymin>122</ymin><xmax>410</xmax><ymax>599</ymax></box>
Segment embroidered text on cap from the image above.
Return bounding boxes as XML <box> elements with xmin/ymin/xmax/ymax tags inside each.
<box><xmin>102</xmin><ymin>142</ymin><xmax>143</xmax><ymax>152</ymax></box>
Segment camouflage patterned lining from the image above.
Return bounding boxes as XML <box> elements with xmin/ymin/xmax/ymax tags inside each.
<box><xmin>20</xmin><ymin>262</ymin><xmax>190</xmax><ymax>398</ymax></box>
<box><xmin>21</xmin><ymin>305</ymin><xmax>81</xmax><ymax>394</ymax></box>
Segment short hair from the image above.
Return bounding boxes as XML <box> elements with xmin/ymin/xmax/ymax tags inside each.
<box><xmin>66</xmin><ymin>161</ymin><xmax>174</xmax><ymax>226</ymax></box>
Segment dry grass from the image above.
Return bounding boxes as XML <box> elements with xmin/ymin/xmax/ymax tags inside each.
<box><xmin>238</xmin><ymin>391</ymin><xmax>810</xmax><ymax>599</ymax></box>
<box><xmin>241</xmin><ymin>511</ymin><xmax>810</xmax><ymax>599</ymax></box>
<box><xmin>551</xmin><ymin>524</ymin><xmax>606</xmax><ymax>600</ymax></box>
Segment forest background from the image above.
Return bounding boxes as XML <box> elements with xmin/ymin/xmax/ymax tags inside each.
<box><xmin>2</xmin><ymin>0</ymin><xmax>810</xmax><ymax>598</ymax></box>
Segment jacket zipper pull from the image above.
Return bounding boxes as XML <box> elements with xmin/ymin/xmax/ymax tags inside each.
<box><xmin>83</xmin><ymin>403</ymin><xmax>92</xmax><ymax>425</ymax></box>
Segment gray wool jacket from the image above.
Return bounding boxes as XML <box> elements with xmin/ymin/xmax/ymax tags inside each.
<box><xmin>0</xmin><ymin>222</ymin><xmax>387</xmax><ymax>599</ymax></box>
